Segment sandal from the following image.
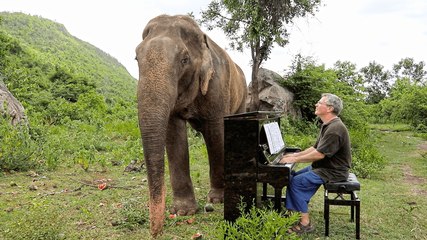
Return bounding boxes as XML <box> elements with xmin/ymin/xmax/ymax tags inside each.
<box><xmin>288</xmin><ymin>222</ymin><xmax>315</xmax><ymax>235</ymax></box>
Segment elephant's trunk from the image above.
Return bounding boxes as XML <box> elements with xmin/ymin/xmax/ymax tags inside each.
<box><xmin>137</xmin><ymin>40</ymin><xmax>177</xmax><ymax>237</ymax></box>
<box><xmin>138</xmin><ymin>98</ymin><xmax>170</xmax><ymax>238</ymax></box>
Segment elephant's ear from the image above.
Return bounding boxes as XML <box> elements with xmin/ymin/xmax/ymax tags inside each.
<box><xmin>200</xmin><ymin>34</ymin><xmax>214</xmax><ymax>96</ymax></box>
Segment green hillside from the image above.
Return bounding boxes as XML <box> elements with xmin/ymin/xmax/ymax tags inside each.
<box><xmin>0</xmin><ymin>12</ymin><xmax>136</xmax><ymax>117</ymax></box>
<box><xmin>0</xmin><ymin>12</ymin><xmax>140</xmax><ymax>172</ymax></box>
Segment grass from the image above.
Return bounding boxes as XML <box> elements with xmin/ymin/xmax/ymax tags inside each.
<box><xmin>1</xmin><ymin>125</ymin><xmax>427</xmax><ymax>239</ymax></box>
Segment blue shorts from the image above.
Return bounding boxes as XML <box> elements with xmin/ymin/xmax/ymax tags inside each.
<box><xmin>285</xmin><ymin>166</ymin><xmax>325</xmax><ymax>213</ymax></box>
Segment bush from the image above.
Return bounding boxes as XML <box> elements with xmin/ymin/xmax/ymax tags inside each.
<box><xmin>0</xmin><ymin>117</ymin><xmax>38</xmax><ymax>171</ymax></box>
<box><xmin>116</xmin><ymin>198</ymin><xmax>148</xmax><ymax>230</ymax></box>
<box><xmin>350</xmin><ymin>128</ymin><xmax>386</xmax><ymax>178</ymax></box>
<box><xmin>281</xmin><ymin>116</ymin><xmax>318</xmax><ymax>149</ymax></box>
<box><xmin>216</xmin><ymin>201</ymin><xmax>300</xmax><ymax>239</ymax></box>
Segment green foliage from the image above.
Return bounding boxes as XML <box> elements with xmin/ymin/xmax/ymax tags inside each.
<box><xmin>116</xmin><ymin>198</ymin><xmax>149</xmax><ymax>230</ymax></box>
<box><xmin>281</xmin><ymin>116</ymin><xmax>318</xmax><ymax>149</ymax></box>
<box><xmin>360</xmin><ymin>61</ymin><xmax>391</xmax><ymax>104</ymax></box>
<box><xmin>0</xmin><ymin>12</ymin><xmax>140</xmax><ymax>172</ymax></box>
<box><xmin>392</xmin><ymin>57</ymin><xmax>426</xmax><ymax>85</ymax></box>
<box><xmin>394</xmin><ymin>85</ymin><xmax>427</xmax><ymax>128</ymax></box>
<box><xmin>0</xmin><ymin>117</ymin><xmax>38</xmax><ymax>171</ymax></box>
<box><xmin>0</xmin><ymin>12</ymin><xmax>136</xmax><ymax>118</ymax></box>
<box><xmin>282</xmin><ymin>55</ymin><xmax>358</xmax><ymax>122</ymax></box>
<box><xmin>374</xmin><ymin>78</ymin><xmax>427</xmax><ymax>128</ymax></box>
<box><xmin>49</xmin><ymin>68</ymin><xmax>96</xmax><ymax>103</ymax></box>
<box><xmin>349</xmin><ymin>128</ymin><xmax>385</xmax><ymax>178</ymax></box>
<box><xmin>216</xmin><ymin>201</ymin><xmax>300</xmax><ymax>239</ymax></box>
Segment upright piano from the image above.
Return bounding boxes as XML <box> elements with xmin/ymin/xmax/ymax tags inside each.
<box><xmin>224</xmin><ymin>111</ymin><xmax>300</xmax><ymax>222</ymax></box>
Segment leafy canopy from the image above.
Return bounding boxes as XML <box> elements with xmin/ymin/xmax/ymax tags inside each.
<box><xmin>200</xmin><ymin>0</ymin><xmax>321</xmax><ymax>64</ymax></box>
<box><xmin>200</xmin><ymin>0</ymin><xmax>321</xmax><ymax>110</ymax></box>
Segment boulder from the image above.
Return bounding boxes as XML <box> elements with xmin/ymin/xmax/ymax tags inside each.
<box><xmin>0</xmin><ymin>81</ymin><xmax>27</xmax><ymax>126</ymax></box>
<box><xmin>246</xmin><ymin>68</ymin><xmax>300</xmax><ymax>117</ymax></box>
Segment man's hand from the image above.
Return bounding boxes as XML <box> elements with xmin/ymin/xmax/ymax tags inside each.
<box><xmin>279</xmin><ymin>153</ymin><xmax>298</xmax><ymax>164</ymax></box>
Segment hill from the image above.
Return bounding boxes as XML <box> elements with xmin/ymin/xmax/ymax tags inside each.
<box><xmin>0</xmin><ymin>12</ymin><xmax>140</xmax><ymax>172</ymax></box>
<box><xmin>0</xmin><ymin>12</ymin><xmax>137</xmax><ymax>120</ymax></box>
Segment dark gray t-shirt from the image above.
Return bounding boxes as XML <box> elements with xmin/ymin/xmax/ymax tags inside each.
<box><xmin>312</xmin><ymin>117</ymin><xmax>351</xmax><ymax>182</ymax></box>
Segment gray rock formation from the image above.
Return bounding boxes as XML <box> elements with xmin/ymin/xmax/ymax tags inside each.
<box><xmin>0</xmin><ymin>81</ymin><xmax>27</xmax><ymax>126</ymax></box>
<box><xmin>246</xmin><ymin>68</ymin><xmax>300</xmax><ymax>117</ymax></box>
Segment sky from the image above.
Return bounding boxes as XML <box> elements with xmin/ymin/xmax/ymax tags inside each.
<box><xmin>2</xmin><ymin>0</ymin><xmax>427</xmax><ymax>84</ymax></box>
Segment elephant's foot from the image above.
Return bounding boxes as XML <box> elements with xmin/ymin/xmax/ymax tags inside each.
<box><xmin>207</xmin><ymin>188</ymin><xmax>224</xmax><ymax>204</ymax></box>
<box><xmin>169</xmin><ymin>198</ymin><xmax>198</xmax><ymax>216</ymax></box>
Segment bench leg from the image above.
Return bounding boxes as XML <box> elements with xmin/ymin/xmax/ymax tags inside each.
<box><xmin>324</xmin><ymin>190</ymin><xmax>330</xmax><ymax>237</ymax></box>
<box><xmin>350</xmin><ymin>192</ymin><xmax>355</xmax><ymax>222</ymax></box>
<box><xmin>356</xmin><ymin>200</ymin><xmax>360</xmax><ymax>239</ymax></box>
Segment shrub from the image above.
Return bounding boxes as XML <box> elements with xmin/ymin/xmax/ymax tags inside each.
<box><xmin>215</xmin><ymin>201</ymin><xmax>300</xmax><ymax>239</ymax></box>
<box><xmin>116</xmin><ymin>198</ymin><xmax>148</xmax><ymax>230</ymax></box>
<box><xmin>281</xmin><ymin>116</ymin><xmax>317</xmax><ymax>150</ymax></box>
<box><xmin>0</xmin><ymin>117</ymin><xmax>38</xmax><ymax>171</ymax></box>
<box><xmin>350</xmin><ymin>128</ymin><xmax>386</xmax><ymax>178</ymax></box>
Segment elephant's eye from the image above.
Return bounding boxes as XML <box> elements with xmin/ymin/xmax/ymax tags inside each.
<box><xmin>135</xmin><ymin>56</ymin><xmax>138</xmax><ymax>61</ymax></box>
<box><xmin>181</xmin><ymin>56</ymin><xmax>190</xmax><ymax>65</ymax></box>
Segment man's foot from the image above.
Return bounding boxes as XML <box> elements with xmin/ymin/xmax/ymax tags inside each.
<box><xmin>288</xmin><ymin>222</ymin><xmax>315</xmax><ymax>235</ymax></box>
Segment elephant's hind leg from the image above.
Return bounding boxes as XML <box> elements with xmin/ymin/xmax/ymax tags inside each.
<box><xmin>201</xmin><ymin>119</ymin><xmax>225</xmax><ymax>204</ymax></box>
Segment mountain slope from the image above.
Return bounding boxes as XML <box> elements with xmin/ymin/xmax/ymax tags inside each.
<box><xmin>0</xmin><ymin>12</ymin><xmax>137</xmax><ymax>120</ymax></box>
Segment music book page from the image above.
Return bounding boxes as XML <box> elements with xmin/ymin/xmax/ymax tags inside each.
<box><xmin>263</xmin><ymin>122</ymin><xmax>285</xmax><ymax>154</ymax></box>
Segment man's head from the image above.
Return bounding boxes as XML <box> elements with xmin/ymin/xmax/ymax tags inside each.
<box><xmin>315</xmin><ymin>93</ymin><xmax>343</xmax><ymax>117</ymax></box>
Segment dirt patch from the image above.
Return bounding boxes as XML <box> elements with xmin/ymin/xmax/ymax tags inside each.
<box><xmin>402</xmin><ymin>165</ymin><xmax>427</xmax><ymax>196</ymax></box>
<box><xmin>402</xmin><ymin>165</ymin><xmax>425</xmax><ymax>185</ymax></box>
<box><xmin>418</xmin><ymin>142</ymin><xmax>427</xmax><ymax>151</ymax></box>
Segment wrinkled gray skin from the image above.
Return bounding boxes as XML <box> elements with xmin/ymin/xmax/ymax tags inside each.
<box><xmin>135</xmin><ymin>15</ymin><xmax>247</xmax><ymax>237</ymax></box>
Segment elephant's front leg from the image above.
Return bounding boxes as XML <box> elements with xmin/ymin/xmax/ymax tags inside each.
<box><xmin>201</xmin><ymin>119</ymin><xmax>225</xmax><ymax>204</ymax></box>
<box><xmin>166</xmin><ymin>117</ymin><xmax>198</xmax><ymax>216</ymax></box>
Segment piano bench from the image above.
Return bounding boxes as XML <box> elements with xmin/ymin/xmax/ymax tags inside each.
<box><xmin>323</xmin><ymin>173</ymin><xmax>361</xmax><ymax>239</ymax></box>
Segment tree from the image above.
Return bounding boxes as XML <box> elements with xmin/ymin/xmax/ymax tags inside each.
<box><xmin>200</xmin><ymin>0</ymin><xmax>321</xmax><ymax>111</ymax></box>
<box><xmin>360</xmin><ymin>61</ymin><xmax>391</xmax><ymax>104</ymax></box>
<box><xmin>333</xmin><ymin>60</ymin><xmax>363</xmax><ymax>91</ymax></box>
<box><xmin>282</xmin><ymin>55</ymin><xmax>336</xmax><ymax>121</ymax></box>
<box><xmin>392</xmin><ymin>57</ymin><xmax>426</xmax><ymax>85</ymax></box>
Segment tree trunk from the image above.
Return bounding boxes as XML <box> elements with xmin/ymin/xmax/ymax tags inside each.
<box><xmin>250</xmin><ymin>65</ymin><xmax>260</xmax><ymax>111</ymax></box>
<box><xmin>0</xmin><ymin>82</ymin><xmax>27</xmax><ymax>126</ymax></box>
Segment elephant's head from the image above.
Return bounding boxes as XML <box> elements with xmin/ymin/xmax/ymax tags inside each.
<box><xmin>135</xmin><ymin>15</ymin><xmax>216</xmax><ymax>237</ymax></box>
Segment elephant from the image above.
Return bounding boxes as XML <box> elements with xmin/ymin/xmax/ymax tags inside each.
<box><xmin>135</xmin><ymin>14</ymin><xmax>247</xmax><ymax>237</ymax></box>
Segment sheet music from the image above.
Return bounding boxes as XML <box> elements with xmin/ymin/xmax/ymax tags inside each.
<box><xmin>263</xmin><ymin>122</ymin><xmax>285</xmax><ymax>154</ymax></box>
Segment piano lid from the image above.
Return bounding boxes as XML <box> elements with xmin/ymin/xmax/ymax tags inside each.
<box><xmin>224</xmin><ymin>111</ymin><xmax>283</xmax><ymax>121</ymax></box>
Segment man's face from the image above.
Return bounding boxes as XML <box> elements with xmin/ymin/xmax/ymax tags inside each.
<box><xmin>315</xmin><ymin>96</ymin><xmax>332</xmax><ymax>116</ymax></box>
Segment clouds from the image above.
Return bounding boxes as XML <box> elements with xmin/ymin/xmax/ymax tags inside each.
<box><xmin>2</xmin><ymin>0</ymin><xmax>427</xmax><ymax>83</ymax></box>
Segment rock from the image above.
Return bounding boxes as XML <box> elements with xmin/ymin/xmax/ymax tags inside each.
<box><xmin>124</xmin><ymin>160</ymin><xmax>142</xmax><ymax>172</ymax></box>
<box><xmin>191</xmin><ymin>233</ymin><xmax>203</xmax><ymax>239</ymax></box>
<box><xmin>246</xmin><ymin>68</ymin><xmax>301</xmax><ymax>117</ymax></box>
<box><xmin>0</xmin><ymin>81</ymin><xmax>27</xmax><ymax>126</ymax></box>
<box><xmin>204</xmin><ymin>203</ymin><xmax>214</xmax><ymax>212</ymax></box>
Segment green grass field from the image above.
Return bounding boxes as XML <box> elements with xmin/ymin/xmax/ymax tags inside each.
<box><xmin>0</xmin><ymin>126</ymin><xmax>426</xmax><ymax>239</ymax></box>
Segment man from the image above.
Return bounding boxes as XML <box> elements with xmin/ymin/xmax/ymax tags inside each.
<box><xmin>279</xmin><ymin>93</ymin><xmax>351</xmax><ymax>234</ymax></box>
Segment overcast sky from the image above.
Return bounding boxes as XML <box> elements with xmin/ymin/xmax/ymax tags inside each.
<box><xmin>2</xmin><ymin>0</ymin><xmax>427</xmax><ymax>84</ymax></box>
